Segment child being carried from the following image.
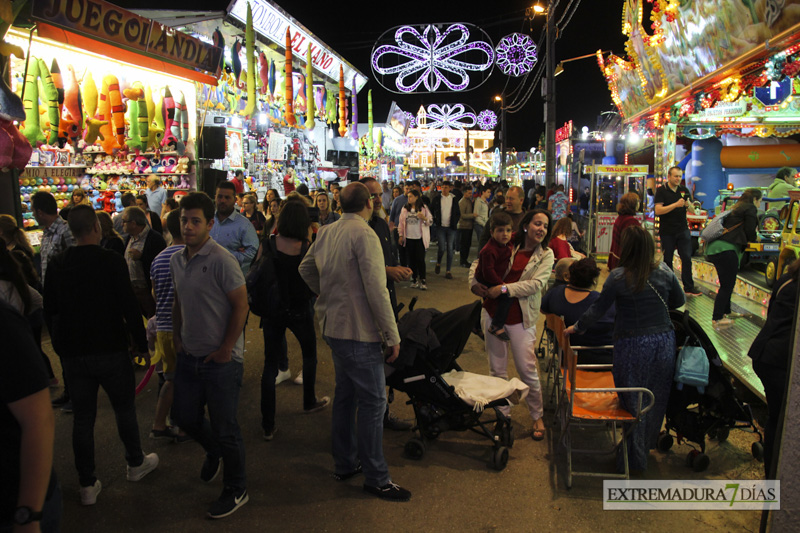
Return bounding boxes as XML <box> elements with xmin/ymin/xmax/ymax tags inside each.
<box><xmin>476</xmin><ymin>211</ymin><xmax>514</xmax><ymax>341</ymax></box>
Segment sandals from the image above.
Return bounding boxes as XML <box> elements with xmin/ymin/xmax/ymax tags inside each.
<box><xmin>532</xmin><ymin>422</ymin><xmax>546</xmax><ymax>441</ymax></box>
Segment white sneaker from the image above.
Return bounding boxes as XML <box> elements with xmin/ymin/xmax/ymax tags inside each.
<box><xmin>80</xmin><ymin>480</ymin><xmax>102</xmax><ymax>506</ymax></box>
<box><xmin>275</xmin><ymin>369</ymin><xmax>292</xmax><ymax>385</ymax></box>
<box><xmin>419</xmin><ymin>281</ymin><xmax>427</xmax><ymax>291</ymax></box>
<box><xmin>293</xmin><ymin>371</ymin><xmax>303</xmax><ymax>385</ymax></box>
<box><xmin>410</xmin><ymin>281</ymin><xmax>419</xmax><ymax>289</ymax></box>
<box><xmin>127</xmin><ymin>453</ymin><xmax>159</xmax><ymax>481</ymax></box>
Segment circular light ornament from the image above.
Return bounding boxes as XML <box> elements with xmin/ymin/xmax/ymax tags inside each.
<box><xmin>495</xmin><ymin>33</ymin><xmax>537</xmax><ymax>77</ymax></box>
<box><xmin>477</xmin><ymin>110</ymin><xmax>498</xmax><ymax>130</ymax></box>
<box><xmin>405</xmin><ymin>111</ymin><xmax>417</xmax><ymax>128</ymax></box>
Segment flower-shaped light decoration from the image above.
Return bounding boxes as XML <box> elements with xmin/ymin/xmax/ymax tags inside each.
<box><xmin>422</xmin><ymin>104</ymin><xmax>476</xmax><ymax>129</ymax></box>
<box><xmin>477</xmin><ymin>109</ymin><xmax>498</xmax><ymax>130</ymax></box>
<box><xmin>495</xmin><ymin>33</ymin><xmax>537</xmax><ymax>77</ymax></box>
<box><xmin>405</xmin><ymin>111</ymin><xmax>417</xmax><ymax>128</ymax></box>
<box><xmin>371</xmin><ymin>23</ymin><xmax>495</xmax><ymax>93</ymax></box>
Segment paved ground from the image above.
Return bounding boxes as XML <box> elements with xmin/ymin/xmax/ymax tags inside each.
<box><xmin>47</xmin><ymin>252</ymin><xmax>766</xmax><ymax>532</ymax></box>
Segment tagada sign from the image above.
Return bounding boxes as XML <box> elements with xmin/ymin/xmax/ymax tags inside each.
<box><xmin>586</xmin><ymin>164</ymin><xmax>649</xmax><ymax>175</ymax></box>
<box><xmin>32</xmin><ymin>0</ymin><xmax>222</xmax><ymax>75</ymax></box>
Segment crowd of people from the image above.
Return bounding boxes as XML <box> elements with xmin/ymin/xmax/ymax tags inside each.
<box><xmin>2</xmin><ymin>167</ymin><xmax>798</xmax><ymax>531</ymax></box>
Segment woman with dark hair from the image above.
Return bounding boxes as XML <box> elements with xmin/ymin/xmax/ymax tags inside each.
<box><xmin>705</xmin><ymin>188</ymin><xmax>761</xmax><ymax>330</ymax></box>
<box><xmin>565</xmin><ymin>225</ymin><xmax>684</xmax><ymax>472</ymax></box>
<box><xmin>135</xmin><ymin>195</ymin><xmax>163</xmax><ymax>234</ymax></box>
<box><xmin>549</xmin><ymin>217</ymin><xmax>584</xmax><ymax>261</ymax></box>
<box><xmin>541</xmin><ymin>257</ymin><xmax>615</xmax><ymax>365</ymax></box>
<box><xmin>96</xmin><ymin>210</ymin><xmax>125</xmax><ymax>255</ymax></box>
<box><xmin>469</xmin><ymin>209</ymin><xmax>554</xmax><ymax>441</ymax></box>
<box><xmin>748</xmin><ymin>257</ymin><xmax>800</xmax><ymax>478</ymax></box>
<box><xmin>398</xmin><ymin>188</ymin><xmax>433</xmax><ymax>290</ymax></box>
<box><xmin>608</xmin><ymin>192</ymin><xmax>641</xmax><ymax>271</ymax></box>
<box><xmin>258</xmin><ymin>201</ymin><xmax>329</xmax><ymax>441</ymax></box>
<box><xmin>315</xmin><ymin>191</ymin><xmax>340</xmax><ymax>226</ymax></box>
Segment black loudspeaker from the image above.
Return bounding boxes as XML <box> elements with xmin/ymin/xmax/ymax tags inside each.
<box><xmin>341</xmin><ymin>151</ymin><xmax>359</xmax><ymax>169</ymax></box>
<box><xmin>326</xmin><ymin>150</ymin><xmax>339</xmax><ymax>165</ymax></box>
<box><xmin>201</xmin><ymin>169</ymin><xmax>228</xmax><ymax>197</ymax></box>
<box><xmin>201</xmin><ymin>127</ymin><xmax>226</xmax><ymax>160</ymax></box>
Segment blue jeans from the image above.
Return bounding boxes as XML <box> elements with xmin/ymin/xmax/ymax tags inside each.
<box><xmin>173</xmin><ymin>352</ymin><xmax>246</xmax><ymax>490</ymax></box>
<box><xmin>436</xmin><ymin>227</ymin><xmax>457</xmax><ymax>271</ymax></box>
<box><xmin>660</xmin><ymin>228</ymin><xmax>695</xmax><ymax>292</ymax></box>
<box><xmin>324</xmin><ymin>337</ymin><xmax>390</xmax><ymax>487</ymax></box>
<box><xmin>261</xmin><ymin>302</ymin><xmax>318</xmax><ymax>432</ymax></box>
<box><xmin>473</xmin><ymin>223</ymin><xmax>484</xmax><ymax>250</ymax></box>
<box><xmin>62</xmin><ymin>352</ymin><xmax>144</xmax><ymax>487</ymax></box>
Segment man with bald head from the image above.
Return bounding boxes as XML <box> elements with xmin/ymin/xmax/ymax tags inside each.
<box><xmin>299</xmin><ymin>182</ymin><xmax>411</xmax><ymax>502</ymax></box>
<box><xmin>477</xmin><ymin>186</ymin><xmax>526</xmax><ymax>250</ymax></box>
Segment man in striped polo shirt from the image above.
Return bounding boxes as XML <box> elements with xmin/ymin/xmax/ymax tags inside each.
<box><xmin>148</xmin><ymin>210</ymin><xmax>186</xmax><ymax>441</ymax></box>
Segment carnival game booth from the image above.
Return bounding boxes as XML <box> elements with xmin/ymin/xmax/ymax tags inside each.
<box><xmin>4</xmin><ymin>0</ymin><xmax>220</xmax><ymax>238</ymax></box>
<box><xmin>135</xmin><ymin>0</ymin><xmax>368</xmax><ymax>199</ymax></box>
<box><xmin>584</xmin><ymin>164</ymin><xmax>650</xmax><ymax>258</ymax></box>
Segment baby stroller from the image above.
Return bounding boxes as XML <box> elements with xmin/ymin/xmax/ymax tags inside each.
<box><xmin>657</xmin><ymin>310</ymin><xmax>764</xmax><ymax>472</ymax></box>
<box><xmin>386</xmin><ymin>300</ymin><xmax>525</xmax><ymax>471</ymax></box>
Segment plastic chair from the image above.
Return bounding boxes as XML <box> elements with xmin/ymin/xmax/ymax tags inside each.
<box><xmin>554</xmin><ymin>317</ymin><xmax>655</xmax><ymax>488</ymax></box>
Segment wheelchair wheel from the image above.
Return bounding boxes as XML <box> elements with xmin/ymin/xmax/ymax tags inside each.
<box><xmin>404</xmin><ymin>438</ymin><xmax>426</xmax><ymax>460</ymax></box>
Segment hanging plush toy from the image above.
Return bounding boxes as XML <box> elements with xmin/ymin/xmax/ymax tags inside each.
<box><xmin>22</xmin><ymin>59</ymin><xmax>46</xmax><ymax>146</ymax></box>
<box><xmin>50</xmin><ymin>60</ymin><xmax>64</xmax><ymax>112</ymax></box>
<box><xmin>231</xmin><ymin>39</ymin><xmax>243</xmax><ymax>88</ymax></box>
<box><xmin>151</xmin><ymin>87</ymin><xmax>165</xmax><ymax>149</ymax></box>
<box><xmin>305</xmin><ymin>47</ymin><xmax>315</xmax><ymax>131</ymax></box>
<box><xmin>338</xmin><ymin>66</ymin><xmax>346</xmax><ymax>137</ymax></box>
<box><xmin>212</xmin><ymin>28</ymin><xmax>225</xmax><ymax>76</ymax></box>
<box><xmin>239</xmin><ymin>2</ymin><xmax>256</xmax><ymax>117</ymax></box>
<box><xmin>84</xmin><ymin>117</ymin><xmax>107</xmax><ymax>145</ymax></box>
<box><xmin>259</xmin><ymin>52</ymin><xmax>269</xmax><ymax>96</ymax></box>
<box><xmin>325</xmin><ymin>84</ymin><xmax>336</xmax><ymax>125</ymax></box>
<box><xmin>367</xmin><ymin>89</ymin><xmax>373</xmax><ymax>152</ymax></box>
<box><xmin>36</xmin><ymin>59</ymin><xmax>60</xmax><ymax>145</ymax></box>
<box><xmin>136</xmin><ymin>84</ymin><xmax>149</xmax><ymax>148</ymax></box>
<box><xmin>350</xmin><ymin>78</ymin><xmax>358</xmax><ymax>140</ymax></box>
<box><xmin>124</xmin><ymin>97</ymin><xmax>143</xmax><ymax>151</ymax></box>
<box><xmin>177</xmin><ymin>90</ymin><xmax>189</xmax><ymax>148</ymax></box>
<box><xmin>59</xmin><ymin>65</ymin><xmax>83</xmax><ymax>144</ymax></box>
<box><xmin>81</xmin><ymin>71</ymin><xmax>98</xmax><ymax>119</ymax></box>
<box><xmin>284</xmin><ymin>28</ymin><xmax>296</xmax><ymax>126</ymax></box>
<box><xmin>161</xmin><ymin>86</ymin><xmax>184</xmax><ymax>153</ymax></box>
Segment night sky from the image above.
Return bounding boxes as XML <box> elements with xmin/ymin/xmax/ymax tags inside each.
<box><xmin>271</xmin><ymin>0</ymin><xmax>631</xmax><ymax>150</ymax></box>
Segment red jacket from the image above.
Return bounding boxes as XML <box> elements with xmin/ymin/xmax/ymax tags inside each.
<box><xmin>476</xmin><ymin>238</ymin><xmax>512</xmax><ymax>287</ymax></box>
<box><xmin>608</xmin><ymin>214</ymin><xmax>641</xmax><ymax>270</ymax></box>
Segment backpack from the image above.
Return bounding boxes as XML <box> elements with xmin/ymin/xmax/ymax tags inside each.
<box><xmin>674</xmin><ymin>311</ymin><xmax>709</xmax><ymax>393</ymax></box>
<box><xmin>246</xmin><ymin>235</ymin><xmax>308</xmax><ymax>318</ymax></box>
<box><xmin>699</xmin><ymin>209</ymin><xmax>741</xmax><ymax>243</ymax></box>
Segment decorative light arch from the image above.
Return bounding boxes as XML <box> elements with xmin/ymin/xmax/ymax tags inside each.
<box><xmin>495</xmin><ymin>33</ymin><xmax>537</xmax><ymax>77</ymax></box>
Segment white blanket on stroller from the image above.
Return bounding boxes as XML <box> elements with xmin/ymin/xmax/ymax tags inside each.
<box><xmin>442</xmin><ymin>371</ymin><xmax>530</xmax><ymax>413</ymax></box>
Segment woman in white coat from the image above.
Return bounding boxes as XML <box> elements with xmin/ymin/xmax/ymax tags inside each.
<box><xmin>398</xmin><ymin>189</ymin><xmax>433</xmax><ymax>290</ymax></box>
<box><xmin>469</xmin><ymin>209</ymin><xmax>554</xmax><ymax>440</ymax></box>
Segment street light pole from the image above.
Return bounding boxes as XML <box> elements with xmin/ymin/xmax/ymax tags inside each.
<box><xmin>496</xmin><ymin>94</ymin><xmax>507</xmax><ymax>181</ymax></box>
<box><xmin>545</xmin><ymin>0</ymin><xmax>556</xmax><ymax>188</ymax></box>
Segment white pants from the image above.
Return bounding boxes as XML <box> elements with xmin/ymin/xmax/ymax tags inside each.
<box><xmin>482</xmin><ymin>309</ymin><xmax>544</xmax><ymax>421</ymax></box>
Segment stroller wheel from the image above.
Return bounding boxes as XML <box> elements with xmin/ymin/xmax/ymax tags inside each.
<box><xmin>421</xmin><ymin>427</ymin><xmax>440</xmax><ymax>440</ymax></box>
<box><xmin>692</xmin><ymin>453</ymin><xmax>710</xmax><ymax>472</ymax></box>
<box><xmin>491</xmin><ymin>446</ymin><xmax>509</xmax><ymax>471</ymax></box>
<box><xmin>404</xmin><ymin>438</ymin><xmax>426</xmax><ymax>460</ymax></box>
<box><xmin>752</xmin><ymin>441</ymin><xmax>764</xmax><ymax>462</ymax></box>
<box><xmin>715</xmin><ymin>427</ymin><xmax>730</xmax><ymax>442</ymax></box>
<box><xmin>657</xmin><ymin>432</ymin><xmax>673</xmax><ymax>453</ymax></box>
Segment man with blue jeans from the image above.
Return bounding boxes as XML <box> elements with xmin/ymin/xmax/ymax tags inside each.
<box><xmin>299</xmin><ymin>182</ymin><xmax>411</xmax><ymax>502</ymax></box>
<box><xmin>655</xmin><ymin>166</ymin><xmax>701</xmax><ymax>296</ymax></box>
<box><xmin>432</xmin><ymin>181</ymin><xmax>460</xmax><ymax>279</ymax></box>
<box><xmin>170</xmin><ymin>192</ymin><xmax>250</xmax><ymax>519</ymax></box>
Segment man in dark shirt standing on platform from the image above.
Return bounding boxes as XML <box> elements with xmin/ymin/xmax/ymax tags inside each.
<box><xmin>654</xmin><ymin>166</ymin><xmax>701</xmax><ymax>296</ymax></box>
<box><xmin>44</xmin><ymin>205</ymin><xmax>158</xmax><ymax>507</ymax></box>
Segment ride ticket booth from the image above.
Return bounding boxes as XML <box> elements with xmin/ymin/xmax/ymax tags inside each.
<box><xmin>584</xmin><ymin>164</ymin><xmax>650</xmax><ymax>259</ymax></box>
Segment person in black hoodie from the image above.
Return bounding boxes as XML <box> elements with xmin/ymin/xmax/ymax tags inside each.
<box><xmin>43</xmin><ymin>205</ymin><xmax>158</xmax><ymax>506</ymax></box>
<box><xmin>122</xmin><ymin>206</ymin><xmax>166</xmax><ymax>318</ymax></box>
<box><xmin>748</xmin><ymin>257</ymin><xmax>799</xmax><ymax>478</ymax></box>
<box><xmin>705</xmin><ymin>188</ymin><xmax>761</xmax><ymax>330</ymax></box>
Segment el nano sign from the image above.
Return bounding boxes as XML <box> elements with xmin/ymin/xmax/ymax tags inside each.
<box><xmin>555</xmin><ymin>120</ymin><xmax>573</xmax><ymax>143</ymax></box>
<box><xmin>32</xmin><ymin>0</ymin><xmax>222</xmax><ymax>74</ymax></box>
<box><xmin>228</xmin><ymin>0</ymin><xmax>367</xmax><ymax>92</ymax></box>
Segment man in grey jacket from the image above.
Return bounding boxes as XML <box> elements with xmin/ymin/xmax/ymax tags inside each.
<box><xmin>299</xmin><ymin>182</ymin><xmax>411</xmax><ymax>502</ymax></box>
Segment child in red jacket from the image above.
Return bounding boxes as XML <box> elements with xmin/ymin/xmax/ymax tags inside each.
<box><xmin>476</xmin><ymin>211</ymin><xmax>514</xmax><ymax>341</ymax></box>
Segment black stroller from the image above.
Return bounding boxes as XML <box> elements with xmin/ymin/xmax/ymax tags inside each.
<box><xmin>656</xmin><ymin>310</ymin><xmax>764</xmax><ymax>472</ymax></box>
<box><xmin>386</xmin><ymin>300</ymin><xmax>517</xmax><ymax>471</ymax></box>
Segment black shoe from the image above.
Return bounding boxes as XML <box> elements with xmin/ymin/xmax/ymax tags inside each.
<box><xmin>434</xmin><ymin>264</ymin><xmax>441</xmax><ymax>274</ymax></box>
<box><xmin>60</xmin><ymin>401</ymin><xmax>74</xmax><ymax>413</ymax></box>
<box><xmin>332</xmin><ymin>464</ymin><xmax>362</xmax><ymax>481</ymax></box>
<box><xmin>384</xmin><ymin>412</ymin><xmax>412</xmax><ymax>431</ymax></box>
<box><xmin>363</xmin><ymin>482</ymin><xmax>411</xmax><ymax>502</ymax></box>
<box><xmin>207</xmin><ymin>487</ymin><xmax>249</xmax><ymax>519</ymax></box>
<box><xmin>200</xmin><ymin>455</ymin><xmax>221</xmax><ymax>483</ymax></box>
<box><xmin>460</xmin><ymin>263</ymin><xmax>470</xmax><ymax>268</ymax></box>
<box><xmin>52</xmin><ymin>393</ymin><xmax>69</xmax><ymax>407</ymax></box>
